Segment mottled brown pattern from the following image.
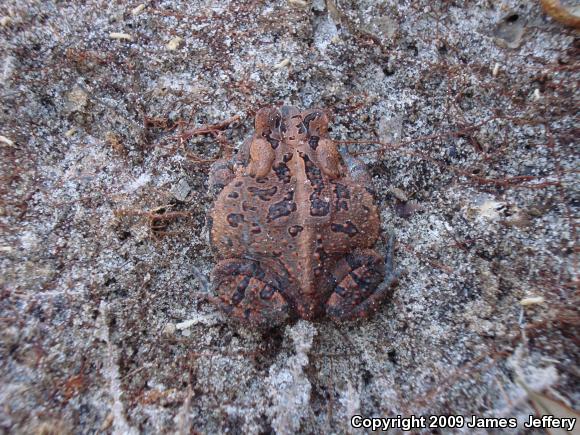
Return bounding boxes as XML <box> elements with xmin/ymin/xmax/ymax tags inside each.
<box><xmin>208</xmin><ymin>106</ymin><xmax>396</xmax><ymax>326</ymax></box>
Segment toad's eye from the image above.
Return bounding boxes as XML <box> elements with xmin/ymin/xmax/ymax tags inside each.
<box><xmin>303</xmin><ymin>110</ymin><xmax>329</xmax><ymax>136</ymax></box>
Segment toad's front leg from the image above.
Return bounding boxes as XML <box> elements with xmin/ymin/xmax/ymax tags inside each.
<box><xmin>207</xmin><ymin>135</ymin><xmax>254</xmax><ymax>194</ymax></box>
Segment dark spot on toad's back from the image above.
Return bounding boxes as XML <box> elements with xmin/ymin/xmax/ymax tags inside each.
<box><xmin>267</xmin><ymin>191</ymin><xmax>297</xmax><ymax>221</ymax></box>
<box><xmin>300</xmin><ymin>152</ymin><xmax>323</xmax><ymax>190</ymax></box>
<box><xmin>247</xmin><ymin>186</ymin><xmax>277</xmax><ymax>201</ymax></box>
<box><xmin>334</xmin><ymin>182</ymin><xmax>350</xmax><ymax>211</ymax></box>
<box><xmin>273</xmin><ymin>162</ymin><xmax>291</xmax><ymax>183</ymax></box>
<box><xmin>227</xmin><ymin>213</ymin><xmax>245</xmax><ymax>227</ymax></box>
<box><xmin>335</xmin><ymin>183</ymin><xmax>350</xmax><ymax>199</ymax></box>
<box><xmin>331</xmin><ymin>221</ymin><xmax>359</xmax><ymax>236</ymax></box>
<box><xmin>288</xmin><ymin>225</ymin><xmax>304</xmax><ymax>237</ymax></box>
<box><xmin>308</xmin><ymin>136</ymin><xmax>319</xmax><ymax>149</ymax></box>
<box><xmin>242</xmin><ymin>202</ymin><xmax>257</xmax><ymax>212</ymax></box>
<box><xmin>310</xmin><ymin>195</ymin><xmax>330</xmax><ymax>217</ymax></box>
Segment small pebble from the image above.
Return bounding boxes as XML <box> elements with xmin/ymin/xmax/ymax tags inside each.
<box><xmin>389</xmin><ymin>187</ymin><xmax>408</xmax><ymax>202</ymax></box>
<box><xmin>67</xmin><ymin>85</ymin><xmax>88</xmax><ymax>110</ymax></box>
<box><xmin>166</xmin><ymin>37</ymin><xmax>183</xmax><ymax>51</ymax></box>
<box><xmin>171</xmin><ymin>178</ymin><xmax>191</xmax><ymax>201</ymax></box>
<box><xmin>163</xmin><ymin>323</ymin><xmax>176</xmax><ymax>334</ymax></box>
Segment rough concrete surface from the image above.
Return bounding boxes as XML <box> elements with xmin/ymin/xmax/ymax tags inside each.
<box><xmin>0</xmin><ymin>1</ymin><xmax>578</xmax><ymax>434</ymax></box>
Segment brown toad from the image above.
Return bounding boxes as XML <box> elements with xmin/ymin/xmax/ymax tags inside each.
<box><xmin>204</xmin><ymin>106</ymin><xmax>397</xmax><ymax>327</ymax></box>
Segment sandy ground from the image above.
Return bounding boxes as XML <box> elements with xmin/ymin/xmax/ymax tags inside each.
<box><xmin>0</xmin><ymin>1</ymin><xmax>578</xmax><ymax>434</ymax></box>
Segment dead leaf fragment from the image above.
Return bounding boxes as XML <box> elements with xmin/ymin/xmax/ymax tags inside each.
<box><xmin>273</xmin><ymin>58</ymin><xmax>290</xmax><ymax>69</ymax></box>
<box><xmin>109</xmin><ymin>32</ymin><xmax>133</xmax><ymax>41</ymax></box>
<box><xmin>0</xmin><ymin>135</ymin><xmax>15</xmax><ymax>147</ymax></box>
<box><xmin>520</xmin><ymin>296</ymin><xmax>545</xmax><ymax>306</ymax></box>
<box><xmin>131</xmin><ymin>4</ymin><xmax>146</xmax><ymax>16</ymax></box>
<box><xmin>105</xmin><ymin>131</ymin><xmax>125</xmax><ymax>154</ymax></box>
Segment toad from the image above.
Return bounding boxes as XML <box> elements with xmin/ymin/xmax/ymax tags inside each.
<box><xmin>202</xmin><ymin>106</ymin><xmax>397</xmax><ymax>327</ymax></box>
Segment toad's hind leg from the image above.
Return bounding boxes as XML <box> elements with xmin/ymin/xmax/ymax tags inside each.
<box><xmin>326</xmin><ymin>235</ymin><xmax>399</xmax><ymax>321</ymax></box>
<box><xmin>210</xmin><ymin>259</ymin><xmax>292</xmax><ymax>327</ymax></box>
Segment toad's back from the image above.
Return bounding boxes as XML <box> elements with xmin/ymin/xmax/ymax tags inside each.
<box><xmin>210</xmin><ymin>107</ymin><xmax>380</xmax><ymax>318</ymax></box>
